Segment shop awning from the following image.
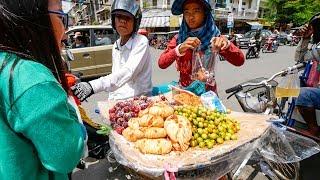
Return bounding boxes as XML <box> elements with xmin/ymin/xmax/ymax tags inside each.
<box><xmin>140</xmin><ymin>16</ymin><xmax>170</xmax><ymax>28</ymax></box>
<box><xmin>246</xmin><ymin>21</ymin><xmax>263</xmax><ymax>29</ymax></box>
<box><xmin>141</xmin><ymin>9</ymin><xmax>182</xmax><ymax>28</ymax></box>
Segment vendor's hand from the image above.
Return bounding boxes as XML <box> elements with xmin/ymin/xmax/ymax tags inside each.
<box><xmin>297</xmin><ymin>24</ymin><xmax>313</xmax><ymax>38</ymax></box>
<box><xmin>71</xmin><ymin>82</ymin><xmax>94</xmax><ymax>102</ymax></box>
<box><xmin>179</xmin><ymin>37</ymin><xmax>201</xmax><ymax>54</ymax></box>
<box><xmin>211</xmin><ymin>36</ymin><xmax>229</xmax><ymax>52</ymax></box>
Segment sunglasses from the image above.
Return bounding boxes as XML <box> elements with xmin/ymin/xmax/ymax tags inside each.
<box><xmin>48</xmin><ymin>10</ymin><xmax>69</xmax><ymax>29</ymax></box>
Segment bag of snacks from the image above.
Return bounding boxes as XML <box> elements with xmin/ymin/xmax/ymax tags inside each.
<box><xmin>191</xmin><ymin>47</ymin><xmax>217</xmax><ymax>87</ymax></box>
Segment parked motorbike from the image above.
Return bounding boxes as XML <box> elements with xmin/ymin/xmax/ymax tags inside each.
<box><xmin>262</xmin><ymin>35</ymin><xmax>278</xmax><ymax>53</ymax></box>
<box><xmin>246</xmin><ymin>39</ymin><xmax>260</xmax><ymax>59</ymax></box>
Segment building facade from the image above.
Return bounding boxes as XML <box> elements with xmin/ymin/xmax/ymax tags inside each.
<box><xmin>69</xmin><ymin>0</ymin><xmax>112</xmax><ymax>26</ymax></box>
<box><xmin>68</xmin><ymin>0</ymin><xmax>262</xmax><ymax>33</ymax></box>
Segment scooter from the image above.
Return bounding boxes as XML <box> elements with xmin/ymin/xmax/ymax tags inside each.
<box><xmin>262</xmin><ymin>35</ymin><xmax>278</xmax><ymax>53</ymax></box>
<box><xmin>246</xmin><ymin>39</ymin><xmax>260</xmax><ymax>59</ymax></box>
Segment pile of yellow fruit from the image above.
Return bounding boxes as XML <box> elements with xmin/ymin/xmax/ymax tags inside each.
<box><xmin>174</xmin><ymin>105</ymin><xmax>240</xmax><ymax>149</ymax></box>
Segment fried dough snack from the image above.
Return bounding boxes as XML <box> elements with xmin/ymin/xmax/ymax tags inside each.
<box><xmin>141</xmin><ymin>127</ymin><xmax>167</xmax><ymax>139</ymax></box>
<box><xmin>139</xmin><ymin>102</ymin><xmax>174</xmax><ymax>119</ymax></box>
<box><xmin>164</xmin><ymin>115</ymin><xmax>192</xmax><ymax>151</ymax></box>
<box><xmin>135</xmin><ymin>138</ymin><xmax>172</xmax><ymax>155</ymax></box>
<box><xmin>122</xmin><ymin>127</ymin><xmax>144</xmax><ymax>142</ymax></box>
<box><xmin>128</xmin><ymin>118</ymin><xmax>140</xmax><ymax>129</ymax></box>
<box><xmin>173</xmin><ymin>93</ymin><xmax>202</xmax><ymax>106</ymax></box>
<box><xmin>138</xmin><ymin>114</ymin><xmax>164</xmax><ymax>127</ymax></box>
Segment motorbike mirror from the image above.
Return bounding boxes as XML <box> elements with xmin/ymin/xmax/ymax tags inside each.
<box><xmin>66</xmin><ymin>49</ymin><xmax>74</xmax><ymax>61</ymax></box>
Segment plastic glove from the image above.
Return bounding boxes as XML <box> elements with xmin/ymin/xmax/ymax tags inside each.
<box><xmin>184</xmin><ymin>80</ymin><xmax>206</xmax><ymax>96</ymax></box>
<box><xmin>71</xmin><ymin>82</ymin><xmax>94</xmax><ymax>102</ymax></box>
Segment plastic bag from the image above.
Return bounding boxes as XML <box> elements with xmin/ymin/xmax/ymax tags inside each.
<box><xmin>306</xmin><ymin>60</ymin><xmax>320</xmax><ymax>87</ymax></box>
<box><xmin>259</xmin><ymin>123</ymin><xmax>320</xmax><ymax>163</ymax></box>
<box><xmin>191</xmin><ymin>47</ymin><xmax>217</xmax><ymax>87</ymax></box>
<box><xmin>275</xmin><ymin>69</ymin><xmax>300</xmax><ymax>98</ymax></box>
<box><xmin>184</xmin><ymin>80</ymin><xmax>206</xmax><ymax>96</ymax></box>
<box><xmin>200</xmin><ymin>91</ymin><xmax>227</xmax><ymax>113</ymax></box>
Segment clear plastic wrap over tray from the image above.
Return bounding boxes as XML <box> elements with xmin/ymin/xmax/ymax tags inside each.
<box><xmin>108</xmin><ymin>112</ymin><xmax>271</xmax><ymax>179</ymax></box>
<box><xmin>259</xmin><ymin>123</ymin><xmax>320</xmax><ymax>164</ymax></box>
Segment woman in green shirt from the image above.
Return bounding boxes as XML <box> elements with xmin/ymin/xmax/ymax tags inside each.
<box><xmin>0</xmin><ymin>0</ymin><xmax>85</xmax><ymax>179</ymax></box>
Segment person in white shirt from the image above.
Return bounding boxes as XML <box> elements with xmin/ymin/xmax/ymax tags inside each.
<box><xmin>71</xmin><ymin>0</ymin><xmax>152</xmax><ymax>101</ymax></box>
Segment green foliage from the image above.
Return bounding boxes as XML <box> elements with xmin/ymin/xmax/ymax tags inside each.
<box><xmin>265</xmin><ymin>0</ymin><xmax>320</xmax><ymax>26</ymax></box>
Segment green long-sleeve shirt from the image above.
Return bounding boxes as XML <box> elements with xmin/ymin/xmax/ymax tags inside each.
<box><xmin>0</xmin><ymin>52</ymin><xmax>84</xmax><ymax>180</ymax></box>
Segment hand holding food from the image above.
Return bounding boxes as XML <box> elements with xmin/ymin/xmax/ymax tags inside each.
<box><xmin>178</xmin><ymin>37</ymin><xmax>201</xmax><ymax>54</ymax></box>
<box><xmin>211</xmin><ymin>36</ymin><xmax>229</xmax><ymax>52</ymax></box>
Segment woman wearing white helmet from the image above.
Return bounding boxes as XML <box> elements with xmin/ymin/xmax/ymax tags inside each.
<box><xmin>72</xmin><ymin>0</ymin><xmax>152</xmax><ymax>101</ymax></box>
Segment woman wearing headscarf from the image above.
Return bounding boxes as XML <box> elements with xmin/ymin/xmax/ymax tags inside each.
<box><xmin>158</xmin><ymin>0</ymin><xmax>244</xmax><ymax>94</ymax></box>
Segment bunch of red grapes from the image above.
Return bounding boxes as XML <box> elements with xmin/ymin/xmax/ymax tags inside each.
<box><xmin>109</xmin><ymin>96</ymin><xmax>152</xmax><ymax>134</ymax></box>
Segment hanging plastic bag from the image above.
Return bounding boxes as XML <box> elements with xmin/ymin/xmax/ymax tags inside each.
<box><xmin>275</xmin><ymin>69</ymin><xmax>300</xmax><ymax>98</ymax></box>
<box><xmin>306</xmin><ymin>60</ymin><xmax>320</xmax><ymax>87</ymax></box>
<box><xmin>191</xmin><ymin>47</ymin><xmax>218</xmax><ymax>89</ymax></box>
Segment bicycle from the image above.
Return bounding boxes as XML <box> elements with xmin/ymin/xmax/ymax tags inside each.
<box><xmin>225</xmin><ymin>63</ymin><xmax>307</xmax><ymax>180</ymax></box>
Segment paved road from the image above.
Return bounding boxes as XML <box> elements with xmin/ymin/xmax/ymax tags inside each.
<box><xmin>73</xmin><ymin>45</ymin><xmax>318</xmax><ymax>180</ymax></box>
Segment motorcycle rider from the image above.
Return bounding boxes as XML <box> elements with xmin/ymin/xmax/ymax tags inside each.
<box><xmin>71</xmin><ymin>0</ymin><xmax>152</xmax><ymax>101</ymax></box>
<box><xmin>228</xmin><ymin>31</ymin><xmax>238</xmax><ymax>47</ymax></box>
<box><xmin>295</xmin><ymin>13</ymin><xmax>320</xmax><ymax>137</ymax></box>
<box><xmin>254</xmin><ymin>29</ymin><xmax>262</xmax><ymax>54</ymax></box>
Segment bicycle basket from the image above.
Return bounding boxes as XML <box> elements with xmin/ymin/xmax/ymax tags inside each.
<box><xmin>235</xmin><ymin>78</ymin><xmax>278</xmax><ymax>113</ymax></box>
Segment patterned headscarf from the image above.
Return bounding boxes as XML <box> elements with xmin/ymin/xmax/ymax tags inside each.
<box><xmin>177</xmin><ymin>11</ymin><xmax>220</xmax><ymax>51</ymax></box>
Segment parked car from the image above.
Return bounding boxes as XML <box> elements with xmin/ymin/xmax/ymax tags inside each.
<box><xmin>62</xmin><ymin>25</ymin><xmax>118</xmax><ymax>79</ymax></box>
<box><xmin>238</xmin><ymin>30</ymin><xmax>272</xmax><ymax>48</ymax></box>
<box><xmin>277</xmin><ymin>32</ymin><xmax>289</xmax><ymax>45</ymax></box>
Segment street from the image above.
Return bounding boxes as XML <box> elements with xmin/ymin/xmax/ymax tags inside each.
<box><xmin>72</xmin><ymin>45</ymin><xmax>317</xmax><ymax>180</ymax></box>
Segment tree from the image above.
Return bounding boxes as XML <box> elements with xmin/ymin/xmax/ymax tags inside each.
<box><xmin>265</xmin><ymin>0</ymin><xmax>320</xmax><ymax>26</ymax></box>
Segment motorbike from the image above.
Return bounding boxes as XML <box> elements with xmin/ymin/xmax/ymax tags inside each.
<box><xmin>246</xmin><ymin>39</ymin><xmax>260</xmax><ymax>59</ymax></box>
<box><xmin>262</xmin><ymin>35</ymin><xmax>279</xmax><ymax>53</ymax></box>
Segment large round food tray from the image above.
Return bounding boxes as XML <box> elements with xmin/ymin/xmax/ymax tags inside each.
<box><xmin>97</xmin><ymin>99</ymin><xmax>272</xmax><ymax>179</ymax></box>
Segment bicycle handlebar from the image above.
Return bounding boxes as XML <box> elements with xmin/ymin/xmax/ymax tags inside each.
<box><xmin>225</xmin><ymin>85</ymin><xmax>243</xmax><ymax>94</ymax></box>
<box><xmin>225</xmin><ymin>63</ymin><xmax>305</xmax><ymax>94</ymax></box>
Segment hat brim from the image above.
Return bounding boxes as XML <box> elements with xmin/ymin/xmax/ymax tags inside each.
<box><xmin>111</xmin><ymin>10</ymin><xmax>134</xmax><ymax>18</ymax></box>
<box><xmin>171</xmin><ymin>0</ymin><xmax>212</xmax><ymax>15</ymax></box>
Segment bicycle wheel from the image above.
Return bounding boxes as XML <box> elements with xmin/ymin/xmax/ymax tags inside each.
<box><xmin>264</xmin><ymin>157</ymin><xmax>300</xmax><ymax>180</ymax></box>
